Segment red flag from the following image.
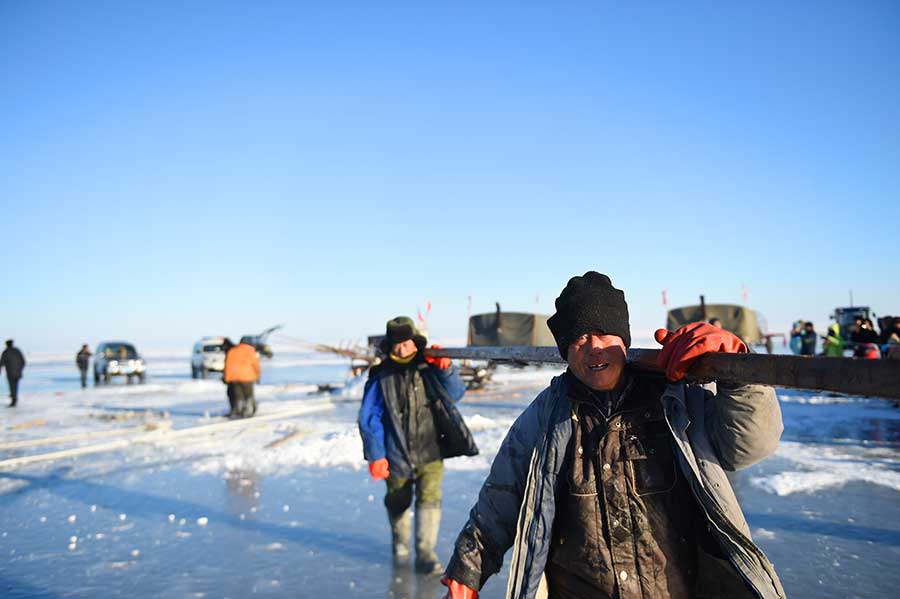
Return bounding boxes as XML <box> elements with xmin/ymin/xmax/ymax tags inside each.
<box><xmin>662</xmin><ymin>290</ymin><xmax>667</xmax><ymax>306</ymax></box>
<box><xmin>417</xmin><ymin>308</ymin><xmax>425</xmax><ymax>326</ymax></box>
<box><xmin>426</xmin><ymin>300</ymin><xmax>432</xmax><ymax>314</ymax></box>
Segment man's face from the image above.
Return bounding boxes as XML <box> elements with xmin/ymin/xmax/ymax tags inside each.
<box><xmin>566</xmin><ymin>331</ymin><xmax>627</xmax><ymax>391</ymax></box>
<box><xmin>391</xmin><ymin>339</ymin><xmax>418</xmax><ymax>359</ymax></box>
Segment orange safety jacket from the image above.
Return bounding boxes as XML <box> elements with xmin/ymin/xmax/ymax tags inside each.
<box><xmin>224</xmin><ymin>343</ymin><xmax>260</xmax><ymax>383</ymax></box>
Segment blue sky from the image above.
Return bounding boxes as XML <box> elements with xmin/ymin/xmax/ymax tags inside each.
<box><xmin>2</xmin><ymin>1</ymin><xmax>898</xmax><ymax>351</ymax></box>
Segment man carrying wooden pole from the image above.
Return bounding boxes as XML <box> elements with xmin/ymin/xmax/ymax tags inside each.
<box><xmin>441</xmin><ymin>271</ymin><xmax>785</xmax><ymax>599</ymax></box>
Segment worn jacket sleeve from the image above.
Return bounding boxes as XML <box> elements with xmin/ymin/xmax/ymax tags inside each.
<box><xmin>705</xmin><ymin>382</ymin><xmax>783</xmax><ymax>471</ymax></box>
<box><xmin>444</xmin><ymin>394</ymin><xmax>547</xmax><ymax>590</ymax></box>
<box><xmin>358</xmin><ymin>377</ymin><xmax>386</xmax><ymax>462</ymax></box>
<box><xmin>432</xmin><ymin>363</ymin><xmax>466</xmax><ymax>402</ymax></box>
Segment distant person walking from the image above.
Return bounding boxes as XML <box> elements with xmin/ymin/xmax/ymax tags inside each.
<box><xmin>223</xmin><ymin>337</ymin><xmax>260</xmax><ymax>418</ymax></box>
<box><xmin>76</xmin><ymin>344</ymin><xmax>92</xmax><ymax>388</ymax></box>
<box><xmin>0</xmin><ymin>339</ymin><xmax>26</xmax><ymax>407</ymax></box>
<box><xmin>358</xmin><ymin>316</ymin><xmax>475</xmax><ymax>575</ymax></box>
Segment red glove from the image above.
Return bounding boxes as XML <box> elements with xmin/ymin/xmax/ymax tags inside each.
<box><xmin>441</xmin><ymin>576</ymin><xmax>479</xmax><ymax>599</ymax></box>
<box><xmin>368</xmin><ymin>458</ymin><xmax>390</xmax><ymax>481</ymax></box>
<box><xmin>425</xmin><ymin>344</ymin><xmax>452</xmax><ymax>370</ymax></box>
<box><xmin>654</xmin><ymin>322</ymin><xmax>747</xmax><ymax>381</ymax></box>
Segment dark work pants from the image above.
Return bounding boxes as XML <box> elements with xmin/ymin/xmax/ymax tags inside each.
<box><xmin>7</xmin><ymin>375</ymin><xmax>19</xmax><ymax>405</ymax></box>
<box><xmin>227</xmin><ymin>382</ymin><xmax>255</xmax><ymax>417</ymax></box>
<box><xmin>384</xmin><ymin>460</ymin><xmax>444</xmax><ymax>516</ymax></box>
<box><xmin>79</xmin><ymin>368</ymin><xmax>87</xmax><ymax>388</ymax></box>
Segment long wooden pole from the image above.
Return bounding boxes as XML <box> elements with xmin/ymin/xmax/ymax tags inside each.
<box><xmin>423</xmin><ymin>346</ymin><xmax>900</xmax><ymax>400</ymax></box>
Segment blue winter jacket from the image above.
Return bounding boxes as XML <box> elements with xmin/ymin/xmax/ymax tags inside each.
<box><xmin>358</xmin><ymin>359</ymin><xmax>467</xmax><ymax>477</ymax></box>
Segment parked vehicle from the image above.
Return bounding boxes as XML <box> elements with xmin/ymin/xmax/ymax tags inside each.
<box><xmin>94</xmin><ymin>341</ymin><xmax>146</xmax><ymax>384</ymax></box>
<box><xmin>191</xmin><ymin>337</ymin><xmax>227</xmax><ymax>378</ymax></box>
<box><xmin>831</xmin><ymin>306</ymin><xmax>873</xmax><ymax>339</ymax></box>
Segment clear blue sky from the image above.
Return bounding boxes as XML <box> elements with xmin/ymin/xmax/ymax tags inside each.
<box><xmin>2</xmin><ymin>1</ymin><xmax>898</xmax><ymax>351</ymax></box>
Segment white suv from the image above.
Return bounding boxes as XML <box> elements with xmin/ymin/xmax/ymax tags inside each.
<box><xmin>191</xmin><ymin>337</ymin><xmax>227</xmax><ymax>378</ymax></box>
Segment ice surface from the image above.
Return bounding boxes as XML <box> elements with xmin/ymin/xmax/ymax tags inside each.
<box><xmin>1</xmin><ymin>351</ymin><xmax>899</xmax><ymax>598</ymax></box>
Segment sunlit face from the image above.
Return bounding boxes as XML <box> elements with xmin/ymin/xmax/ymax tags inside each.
<box><xmin>566</xmin><ymin>331</ymin><xmax>627</xmax><ymax>391</ymax></box>
<box><xmin>391</xmin><ymin>339</ymin><xmax>418</xmax><ymax>359</ymax></box>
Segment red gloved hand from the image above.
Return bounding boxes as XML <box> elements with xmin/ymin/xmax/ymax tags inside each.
<box><xmin>368</xmin><ymin>458</ymin><xmax>390</xmax><ymax>481</ymax></box>
<box><xmin>425</xmin><ymin>344</ymin><xmax>452</xmax><ymax>370</ymax></box>
<box><xmin>654</xmin><ymin>322</ymin><xmax>747</xmax><ymax>381</ymax></box>
<box><xmin>441</xmin><ymin>576</ymin><xmax>479</xmax><ymax>599</ymax></box>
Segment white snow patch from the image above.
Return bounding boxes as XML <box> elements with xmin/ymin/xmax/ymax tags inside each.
<box><xmin>752</xmin><ymin>440</ymin><xmax>900</xmax><ymax>495</ymax></box>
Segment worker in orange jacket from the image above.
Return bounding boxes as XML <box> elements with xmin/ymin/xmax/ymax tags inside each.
<box><xmin>223</xmin><ymin>337</ymin><xmax>261</xmax><ymax>418</ymax></box>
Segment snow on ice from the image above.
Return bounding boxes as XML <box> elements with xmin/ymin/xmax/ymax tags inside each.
<box><xmin>1</xmin><ymin>349</ymin><xmax>899</xmax><ymax>598</ymax></box>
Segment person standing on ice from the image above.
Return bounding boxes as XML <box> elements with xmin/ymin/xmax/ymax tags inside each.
<box><xmin>441</xmin><ymin>272</ymin><xmax>785</xmax><ymax>599</ymax></box>
<box><xmin>0</xmin><ymin>339</ymin><xmax>26</xmax><ymax>407</ymax></box>
<box><xmin>75</xmin><ymin>344</ymin><xmax>92</xmax><ymax>388</ymax></box>
<box><xmin>223</xmin><ymin>336</ymin><xmax>260</xmax><ymax>418</ymax></box>
<box><xmin>358</xmin><ymin>316</ymin><xmax>477</xmax><ymax>575</ymax></box>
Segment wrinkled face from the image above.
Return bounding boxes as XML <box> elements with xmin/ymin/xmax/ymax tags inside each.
<box><xmin>391</xmin><ymin>339</ymin><xmax>418</xmax><ymax>359</ymax></box>
<box><xmin>566</xmin><ymin>331</ymin><xmax>627</xmax><ymax>391</ymax></box>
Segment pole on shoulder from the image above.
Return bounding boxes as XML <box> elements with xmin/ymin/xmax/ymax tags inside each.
<box><xmin>423</xmin><ymin>346</ymin><xmax>900</xmax><ymax>400</ymax></box>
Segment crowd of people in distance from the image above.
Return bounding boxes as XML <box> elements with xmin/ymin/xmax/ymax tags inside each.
<box><xmin>791</xmin><ymin>316</ymin><xmax>900</xmax><ymax>360</ymax></box>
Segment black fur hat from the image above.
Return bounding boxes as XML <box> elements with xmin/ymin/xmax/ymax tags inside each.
<box><xmin>379</xmin><ymin>316</ymin><xmax>427</xmax><ymax>354</ymax></box>
<box><xmin>547</xmin><ymin>271</ymin><xmax>631</xmax><ymax>358</ymax></box>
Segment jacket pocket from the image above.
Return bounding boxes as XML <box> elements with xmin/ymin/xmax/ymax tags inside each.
<box><xmin>625</xmin><ymin>433</ymin><xmax>677</xmax><ymax>496</ymax></box>
<box><xmin>693</xmin><ymin>545</ymin><xmax>757</xmax><ymax>599</ymax></box>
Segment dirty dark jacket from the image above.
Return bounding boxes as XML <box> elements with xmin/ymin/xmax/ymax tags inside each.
<box><xmin>0</xmin><ymin>347</ymin><xmax>25</xmax><ymax>379</ymax></box>
<box><xmin>358</xmin><ymin>356</ymin><xmax>475</xmax><ymax>478</ymax></box>
<box><xmin>76</xmin><ymin>350</ymin><xmax>91</xmax><ymax>371</ymax></box>
<box><xmin>445</xmin><ymin>371</ymin><xmax>785</xmax><ymax>599</ymax></box>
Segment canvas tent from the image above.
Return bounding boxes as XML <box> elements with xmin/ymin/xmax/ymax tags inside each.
<box><xmin>467</xmin><ymin>311</ymin><xmax>555</xmax><ymax>347</ymax></box>
<box><xmin>666</xmin><ymin>304</ymin><xmax>763</xmax><ymax>345</ymax></box>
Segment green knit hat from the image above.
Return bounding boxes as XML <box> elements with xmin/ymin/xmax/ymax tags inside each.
<box><xmin>380</xmin><ymin>316</ymin><xmax>427</xmax><ymax>353</ymax></box>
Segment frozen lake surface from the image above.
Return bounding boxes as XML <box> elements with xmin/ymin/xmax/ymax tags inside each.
<box><xmin>2</xmin><ymin>350</ymin><xmax>899</xmax><ymax>598</ymax></box>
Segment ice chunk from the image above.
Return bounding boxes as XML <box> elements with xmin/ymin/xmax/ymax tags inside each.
<box><xmin>168</xmin><ymin>514</ymin><xmax>176</xmax><ymax>522</ymax></box>
<box><xmin>68</xmin><ymin>515</ymin><xmax>77</xmax><ymax>523</ymax></box>
<box><xmin>196</xmin><ymin>517</ymin><xmax>209</xmax><ymax>526</ymax></box>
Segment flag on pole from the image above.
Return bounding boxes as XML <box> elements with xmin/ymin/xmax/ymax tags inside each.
<box><xmin>662</xmin><ymin>290</ymin><xmax>667</xmax><ymax>306</ymax></box>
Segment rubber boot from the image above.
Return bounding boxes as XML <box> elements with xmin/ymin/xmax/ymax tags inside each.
<box><xmin>389</xmin><ymin>510</ymin><xmax>411</xmax><ymax>566</ymax></box>
<box><xmin>414</xmin><ymin>503</ymin><xmax>443</xmax><ymax>575</ymax></box>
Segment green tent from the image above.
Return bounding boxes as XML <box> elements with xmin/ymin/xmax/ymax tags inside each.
<box><xmin>666</xmin><ymin>304</ymin><xmax>763</xmax><ymax>345</ymax></box>
<box><xmin>467</xmin><ymin>312</ymin><xmax>555</xmax><ymax>347</ymax></box>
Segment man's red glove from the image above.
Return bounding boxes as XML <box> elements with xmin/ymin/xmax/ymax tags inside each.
<box><xmin>368</xmin><ymin>458</ymin><xmax>390</xmax><ymax>481</ymax></box>
<box><xmin>425</xmin><ymin>344</ymin><xmax>452</xmax><ymax>370</ymax></box>
<box><xmin>654</xmin><ymin>322</ymin><xmax>747</xmax><ymax>381</ymax></box>
<box><xmin>441</xmin><ymin>576</ymin><xmax>478</xmax><ymax>599</ymax></box>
